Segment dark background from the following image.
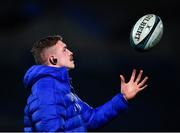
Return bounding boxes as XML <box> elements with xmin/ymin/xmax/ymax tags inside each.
<box><xmin>0</xmin><ymin>0</ymin><xmax>180</xmax><ymax>131</ymax></box>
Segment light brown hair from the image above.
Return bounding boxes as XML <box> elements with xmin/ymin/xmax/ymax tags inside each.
<box><xmin>31</xmin><ymin>35</ymin><xmax>62</xmax><ymax>64</ymax></box>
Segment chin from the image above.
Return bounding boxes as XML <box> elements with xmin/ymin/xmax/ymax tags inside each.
<box><xmin>67</xmin><ymin>64</ymin><xmax>75</xmax><ymax>70</ymax></box>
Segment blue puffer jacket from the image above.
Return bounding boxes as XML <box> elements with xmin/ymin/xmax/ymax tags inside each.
<box><xmin>23</xmin><ymin>65</ymin><xmax>128</xmax><ymax>132</ymax></box>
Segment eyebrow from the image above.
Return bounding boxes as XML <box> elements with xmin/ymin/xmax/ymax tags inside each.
<box><xmin>63</xmin><ymin>43</ymin><xmax>67</xmax><ymax>47</ymax></box>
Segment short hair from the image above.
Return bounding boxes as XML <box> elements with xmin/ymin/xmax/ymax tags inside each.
<box><xmin>31</xmin><ymin>35</ymin><xmax>62</xmax><ymax>64</ymax></box>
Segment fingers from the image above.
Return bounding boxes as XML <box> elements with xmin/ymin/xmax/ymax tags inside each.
<box><xmin>138</xmin><ymin>76</ymin><xmax>148</xmax><ymax>87</ymax></box>
<box><xmin>130</xmin><ymin>69</ymin><xmax>136</xmax><ymax>82</ymax></box>
<box><xmin>121</xmin><ymin>69</ymin><xmax>148</xmax><ymax>86</ymax></box>
<box><xmin>139</xmin><ymin>84</ymin><xmax>148</xmax><ymax>91</ymax></box>
<box><xmin>135</xmin><ymin>70</ymin><xmax>143</xmax><ymax>83</ymax></box>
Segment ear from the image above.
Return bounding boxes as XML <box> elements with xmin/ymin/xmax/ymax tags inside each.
<box><xmin>49</xmin><ymin>56</ymin><xmax>57</xmax><ymax>65</ymax></box>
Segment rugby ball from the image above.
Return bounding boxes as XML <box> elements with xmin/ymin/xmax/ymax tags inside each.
<box><xmin>130</xmin><ymin>14</ymin><xmax>163</xmax><ymax>51</ymax></box>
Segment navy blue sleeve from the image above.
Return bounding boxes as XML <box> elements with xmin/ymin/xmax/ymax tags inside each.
<box><xmin>81</xmin><ymin>93</ymin><xmax>128</xmax><ymax>129</ymax></box>
<box><xmin>32</xmin><ymin>77</ymin><xmax>66</xmax><ymax>131</ymax></box>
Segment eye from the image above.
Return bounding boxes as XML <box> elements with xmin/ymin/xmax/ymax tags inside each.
<box><xmin>63</xmin><ymin>47</ymin><xmax>67</xmax><ymax>52</ymax></box>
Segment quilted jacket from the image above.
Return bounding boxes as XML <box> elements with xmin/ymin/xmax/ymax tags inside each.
<box><xmin>23</xmin><ymin>65</ymin><xmax>128</xmax><ymax>132</ymax></box>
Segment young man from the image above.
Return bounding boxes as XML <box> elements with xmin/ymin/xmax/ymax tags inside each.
<box><xmin>23</xmin><ymin>35</ymin><xmax>148</xmax><ymax>132</ymax></box>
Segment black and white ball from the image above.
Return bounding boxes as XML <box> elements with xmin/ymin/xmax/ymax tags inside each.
<box><xmin>130</xmin><ymin>14</ymin><xmax>163</xmax><ymax>51</ymax></box>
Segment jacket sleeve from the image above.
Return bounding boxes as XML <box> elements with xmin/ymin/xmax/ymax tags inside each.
<box><xmin>81</xmin><ymin>93</ymin><xmax>128</xmax><ymax>129</ymax></box>
<box><xmin>32</xmin><ymin>77</ymin><xmax>66</xmax><ymax>132</ymax></box>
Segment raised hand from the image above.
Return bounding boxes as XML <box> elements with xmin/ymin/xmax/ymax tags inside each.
<box><xmin>120</xmin><ymin>69</ymin><xmax>148</xmax><ymax>100</ymax></box>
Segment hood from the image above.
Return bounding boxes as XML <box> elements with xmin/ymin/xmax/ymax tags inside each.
<box><xmin>23</xmin><ymin>65</ymin><xmax>71</xmax><ymax>88</ymax></box>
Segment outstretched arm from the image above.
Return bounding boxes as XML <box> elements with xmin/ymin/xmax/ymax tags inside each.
<box><xmin>83</xmin><ymin>69</ymin><xmax>148</xmax><ymax>129</ymax></box>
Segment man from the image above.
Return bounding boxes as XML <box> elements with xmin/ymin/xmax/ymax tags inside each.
<box><xmin>23</xmin><ymin>35</ymin><xmax>148</xmax><ymax>132</ymax></box>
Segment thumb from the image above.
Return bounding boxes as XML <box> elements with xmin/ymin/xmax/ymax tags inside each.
<box><xmin>120</xmin><ymin>75</ymin><xmax>125</xmax><ymax>83</ymax></box>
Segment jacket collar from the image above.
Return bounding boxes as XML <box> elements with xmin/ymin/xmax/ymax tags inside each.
<box><xmin>23</xmin><ymin>65</ymin><xmax>71</xmax><ymax>88</ymax></box>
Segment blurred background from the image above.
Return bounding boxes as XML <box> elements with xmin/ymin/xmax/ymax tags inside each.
<box><xmin>0</xmin><ymin>0</ymin><xmax>179</xmax><ymax>131</ymax></box>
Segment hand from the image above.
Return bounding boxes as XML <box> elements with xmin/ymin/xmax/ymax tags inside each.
<box><xmin>120</xmin><ymin>69</ymin><xmax>148</xmax><ymax>101</ymax></box>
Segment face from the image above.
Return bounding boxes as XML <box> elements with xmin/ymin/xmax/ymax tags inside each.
<box><xmin>48</xmin><ymin>40</ymin><xmax>75</xmax><ymax>69</ymax></box>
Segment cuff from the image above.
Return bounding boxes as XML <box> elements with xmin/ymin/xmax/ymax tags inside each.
<box><xmin>111</xmin><ymin>93</ymin><xmax>129</xmax><ymax>112</ymax></box>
